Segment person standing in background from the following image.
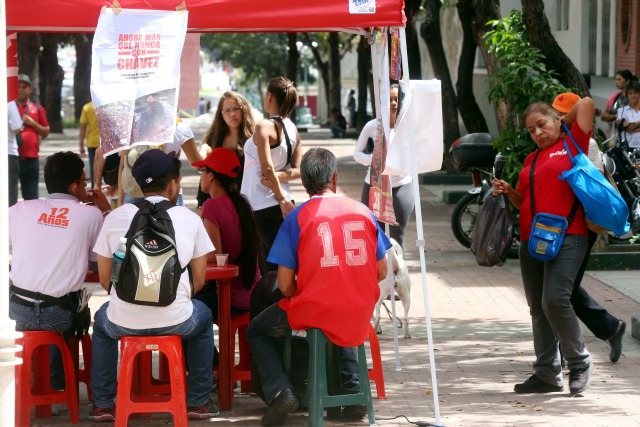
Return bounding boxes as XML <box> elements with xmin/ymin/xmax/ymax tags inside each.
<box><xmin>15</xmin><ymin>74</ymin><xmax>50</xmax><ymax>200</ymax></box>
<box><xmin>79</xmin><ymin>100</ymin><xmax>100</xmax><ymax>187</ymax></box>
<box><xmin>7</xmin><ymin>100</ymin><xmax>23</xmax><ymax>206</ymax></box>
<box><xmin>347</xmin><ymin>89</ymin><xmax>357</xmax><ymax>129</ymax></box>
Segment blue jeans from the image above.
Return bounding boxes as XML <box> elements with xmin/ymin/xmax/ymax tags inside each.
<box><xmin>90</xmin><ymin>300</ymin><xmax>214</xmax><ymax>408</ymax></box>
<box><xmin>9</xmin><ymin>300</ymin><xmax>74</xmax><ymax>390</ymax></box>
<box><xmin>246</xmin><ymin>303</ymin><xmax>360</xmax><ymax>405</ymax></box>
<box><xmin>19</xmin><ymin>157</ymin><xmax>39</xmax><ymax>200</ymax></box>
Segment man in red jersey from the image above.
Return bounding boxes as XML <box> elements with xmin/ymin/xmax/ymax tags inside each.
<box><xmin>247</xmin><ymin>147</ymin><xmax>391</xmax><ymax>426</ymax></box>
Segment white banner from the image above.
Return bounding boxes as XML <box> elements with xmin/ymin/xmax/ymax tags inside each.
<box><xmin>91</xmin><ymin>8</ymin><xmax>188</xmax><ymax>156</ymax></box>
<box><xmin>384</xmin><ymin>79</ymin><xmax>443</xmax><ymax>175</ymax></box>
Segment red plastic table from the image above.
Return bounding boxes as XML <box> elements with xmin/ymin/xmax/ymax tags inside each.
<box><xmin>205</xmin><ymin>263</ymin><xmax>239</xmax><ymax>410</ymax></box>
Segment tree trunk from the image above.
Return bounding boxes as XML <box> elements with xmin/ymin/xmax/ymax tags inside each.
<box><xmin>39</xmin><ymin>34</ymin><xmax>64</xmax><ymax>133</ymax></box>
<box><xmin>328</xmin><ymin>33</ymin><xmax>342</xmax><ymax>112</ymax></box>
<box><xmin>286</xmin><ymin>33</ymin><xmax>299</xmax><ymax>84</ymax></box>
<box><xmin>521</xmin><ymin>0</ymin><xmax>589</xmax><ymax>96</ymax></box>
<box><xmin>17</xmin><ymin>33</ymin><xmax>42</xmax><ymax>101</ymax></box>
<box><xmin>472</xmin><ymin>0</ymin><xmax>508</xmax><ymax>132</ymax></box>
<box><xmin>356</xmin><ymin>35</ymin><xmax>372</xmax><ymax>132</ymax></box>
<box><xmin>456</xmin><ymin>0</ymin><xmax>489</xmax><ymax>134</ymax></box>
<box><xmin>304</xmin><ymin>34</ymin><xmax>330</xmax><ymax>120</ymax></box>
<box><xmin>404</xmin><ymin>0</ymin><xmax>422</xmax><ymax>79</ymax></box>
<box><xmin>74</xmin><ymin>33</ymin><xmax>93</xmax><ymax>120</ymax></box>
<box><xmin>420</xmin><ymin>0</ymin><xmax>459</xmax><ymax>172</ymax></box>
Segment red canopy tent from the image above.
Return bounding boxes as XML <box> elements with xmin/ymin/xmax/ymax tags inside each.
<box><xmin>6</xmin><ymin>0</ymin><xmax>406</xmax><ymax>32</ymax></box>
<box><xmin>0</xmin><ymin>2</ymin><xmax>444</xmax><ymax>426</ymax></box>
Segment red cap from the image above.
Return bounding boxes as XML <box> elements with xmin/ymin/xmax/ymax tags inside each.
<box><xmin>552</xmin><ymin>92</ymin><xmax>581</xmax><ymax>114</ymax></box>
<box><xmin>191</xmin><ymin>147</ymin><xmax>240</xmax><ymax>178</ymax></box>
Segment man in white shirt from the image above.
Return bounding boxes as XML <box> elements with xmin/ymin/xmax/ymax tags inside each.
<box><xmin>9</xmin><ymin>151</ymin><xmax>111</xmax><ymax>389</ymax></box>
<box><xmin>90</xmin><ymin>149</ymin><xmax>217</xmax><ymax>422</ymax></box>
<box><xmin>8</xmin><ymin>100</ymin><xmax>23</xmax><ymax>206</ymax></box>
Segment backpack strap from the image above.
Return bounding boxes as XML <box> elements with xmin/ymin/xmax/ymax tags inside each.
<box><xmin>271</xmin><ymin>116</ymin><xmax>292</xmax><ymax>168</ymax></box>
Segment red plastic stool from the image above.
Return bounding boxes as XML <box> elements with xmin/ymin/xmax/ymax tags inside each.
<box><xmin>116</xmin><ymin>335</ymin><xmax>188</xmax><ymax>426</ymax></box>
<box><xmin>213</xmin><ymin>311</ymin><xmax>252</xmax><ymax>394</ymax></box>
<box><xmin>15</xmin><ymin>331</ymin><xmax>80</xmax><ymax>427</ymax></box>
<box><xmin>367</xmin><ymin>323</ymin><xmax>386</xmax><ymax>399</ymax></box>
<box><xmin>68</xmin><ymin>334</ymin><xmax>92</xmax><ymax>401</ymax></box>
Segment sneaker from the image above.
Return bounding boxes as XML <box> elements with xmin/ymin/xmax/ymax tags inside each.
<box><xmin>569</xmin><ymin>364</ymin><xmax>591</xmax><ymax>394</ymax></box>
<box><xmin>261</xmin><ymin>387</ymin><xmax>299</xmax><ymax>426</ymax></box>
<box><xmin>88</xmin><ymin>405</ymin><xmax>115</xmax><ymax>422</ymax></box>
<box><xmin>608</xmin><ymin>321</ymin><xmax>626</xmax><ymax>363</ymax></box>
<box><xmin>514</xmin><ymin>374</ymin><xmax>563</xmax><ymax>393</ymax></box>
<box><xmin>187</xmin><ymin>399</ymin><xmax>220</xmax><ymax>420</ymax></box>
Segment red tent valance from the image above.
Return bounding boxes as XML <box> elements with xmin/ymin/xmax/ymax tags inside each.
<box><xmin>7</xmin><ymin>0</ymin><xmax>406</xmax><ymax>32</ymax></box>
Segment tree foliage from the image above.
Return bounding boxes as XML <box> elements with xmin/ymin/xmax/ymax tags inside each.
<box><xmin>200</xmin><ymin>33</ymin><xmax>289</xmax><ymax>87</ymax></box>
<box><xmin>483</xmin><ymin>10</ymin><xmax>567</xmax><ymax>185</ymax></box>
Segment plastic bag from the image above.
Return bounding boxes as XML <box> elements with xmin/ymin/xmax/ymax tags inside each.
<box><xmin>470</xmin><ymin>190</ymin><xmax>515</xmax><ymax>267</ymax></box>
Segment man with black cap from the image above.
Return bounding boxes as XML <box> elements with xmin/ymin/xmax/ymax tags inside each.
<box><xmin>14</xmin><ymin>74</ymin><xmax>50</xmax><ymax>200</ymax></box>
<box><xmin>90</xmin><ymin>149</ymin><xmax>218</xmax><ymax>422</ymax></box>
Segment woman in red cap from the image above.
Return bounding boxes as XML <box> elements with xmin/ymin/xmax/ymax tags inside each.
<box><xmin>492</xmin><ymin>97</ymin><xmax>595</xmax><ymax>395</ymax></box>
<box><xmin>192</xmin><ymin>147</ymin><xmax>262</xmax><ymax>317</ymax></box>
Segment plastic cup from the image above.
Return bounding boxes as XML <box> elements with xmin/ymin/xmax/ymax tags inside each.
<box><xmin>216</xmin><ymin>253</ymin><xmax>229</xmax><ymax>267</ymax></box>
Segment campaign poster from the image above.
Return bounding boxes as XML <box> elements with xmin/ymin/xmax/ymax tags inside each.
<box><xmin>369</xmin><ymin>119</ymin><xmax>396</xmax><ymax>225</ymax></box>
<box><xmin>91</xmin><ymin>8</ymin><xmax>188</xmax><ymax>156</ymax></box>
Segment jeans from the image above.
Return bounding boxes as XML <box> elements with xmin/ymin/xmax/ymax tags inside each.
<box><xmin>90</xmin><ymin>300</ymin><xmax>214</xmax><ymax>408</ymax></box>
<box><xmin>519</xmin><ymin>234</ymin><xmax>591</xmax><ymax>386</ymax></box>
<box><xmin>9</xmin><ymin>155</ymin><xmax>19</xmax><ymax>206</ymax></box>
<box><xmin>361</xmin><ymin>181</ymin><xmax>415</xmax><ymax>252</ymax></box>
<box><xmin>19</xmin><ymin>156</ymin><xmax>39</xmax><ymax>200</ymax></box>
<box><xmin>9</xmin><ymin>299</ymin><xmax>74</xmax><ymax>389</ymax></box>
<box><xmin>246</xmin><ymin>303</ymin><xmax>360</xmax><ymax>405</ymax></box>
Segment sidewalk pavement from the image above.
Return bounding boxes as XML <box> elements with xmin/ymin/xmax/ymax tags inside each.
<box><xmin>24</xmin><ymin>121</ymin><xmax>640</xmax><ymax>426</ymax></box>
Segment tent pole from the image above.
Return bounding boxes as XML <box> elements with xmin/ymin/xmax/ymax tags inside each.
<box><xmin>0</xmin><ymin>21</ymin><xmax>22</xmax><ymax>427</ymax></box>
<box><xmin>370</xmin><ymin>30</ymin><xmax>403</xmax><ymax>369</ymax></box>
<box><xmin>398</xmin><ymin>26</ymin><xmax>442</xmax><ymax>426</ymax></box>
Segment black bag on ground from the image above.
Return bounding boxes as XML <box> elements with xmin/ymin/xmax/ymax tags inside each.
<box><xmin>470</xmin><ymin>190</ymin><xmax>514</xmax><ymax>267</ymax></box>
<box><xmin>113</xmin><ymin>199</ymin><xmax>185</xmax><ymax>306</ymax></box>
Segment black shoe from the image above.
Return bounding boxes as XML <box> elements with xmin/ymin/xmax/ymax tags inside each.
<box><xmin>569</xmin><ymin>364</ymin><xmax>591</xmax><ymax>394</ymax></box>
<box><xmin>514</xmin><ymin>374</ymin><xmax>563</xmax><ymax>393</ymax></box>
<box><xmin>261</xmin><ymin>387</ymin><xmax>299</xmax><ymax>426</ymax></box>
<box><xmin>608</xmin><ymin>321</ymin><xmax>626</xmax><ymax>363</ymax></box>
<box><xmin>341</xmin><ymin>404</ymin><xmax>367</xmax><ymax>419</ymax></box>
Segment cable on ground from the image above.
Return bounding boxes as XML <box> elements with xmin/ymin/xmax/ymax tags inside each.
<box><xmin>374</xmin><ymin>414</ymin><xmax>446</xmax><ymax>426</ymax></box>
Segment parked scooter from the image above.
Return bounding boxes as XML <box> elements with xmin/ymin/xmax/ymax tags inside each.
<box><xmin>603</xmin><ymin>123</ymin><xmax>640</xmax><ymax>236</ymax></box>
<box><xmin>449</xmin><ymin>133</ymin><xmax>520</xmax><ymax>252</ymax></box>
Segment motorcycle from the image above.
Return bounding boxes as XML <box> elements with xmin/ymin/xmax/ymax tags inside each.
<box><xmin>449</xmin><ymin>133</ymin><xmax>521</xmax><ymax>252</ymax></box>
<box><xmin>602</xmin><ymin>123</ymin><xmax>640</xmax><ymax>235</ymax></box>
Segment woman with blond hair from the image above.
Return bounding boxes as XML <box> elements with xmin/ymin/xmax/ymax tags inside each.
<box><xmin>197</xmin><ymin>91</ymin><xmax>255</xmax><ymax>209</ymax></box>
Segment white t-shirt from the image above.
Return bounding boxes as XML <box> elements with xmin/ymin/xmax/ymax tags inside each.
<box><xmin>122</xmin><ymin>121</ymin><xmax>195</xmax><ymax>197</ymax></box>
<box><xmin>9</xmin><ymin>194</ymin><xmax>103</xmax><ymax>297</ymax></box>
<box><xmin>617</xmin><ymin>105</ymin><xmax>640</xmax><ymax>148</ymax></box>
<box><xmin>353</xmin><ymin>119</ymin><xmax>412</xmax><ymax>187</ymax></box>
<box><xmin>93</xmin><ymin>195</ymin><xmax>213</xmax><ymax>329</ymax></box>
<box><xmin>8</xmin><ymin>101</ymin><xmax>23</xmax><ymax>157</ymax></box>
<box><xmin>241</xmin><ymin>118</ymin><xmax>298</xmax><ymax>211</ymax></box>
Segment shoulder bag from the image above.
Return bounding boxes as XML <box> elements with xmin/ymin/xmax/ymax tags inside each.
<box><xmin>559</xmin><ymin>123</ymin><xmax>630</xmax><ymax>236</ymax></box>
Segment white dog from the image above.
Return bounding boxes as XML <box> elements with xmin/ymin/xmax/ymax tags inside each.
<box><xmin>372</xmin><ymin>238</ymin><xmax>412</xmax><ymax>338</ymax></box>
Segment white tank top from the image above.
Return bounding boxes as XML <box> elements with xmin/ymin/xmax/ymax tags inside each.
<box><xmin>241</xmin><ymin>118</ymin><xmax>298</xmax><ymax>211</ymax></box>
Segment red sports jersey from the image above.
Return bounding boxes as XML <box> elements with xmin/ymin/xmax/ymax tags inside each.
<box><xmin>269</xmin><ymin>194</ymin><xmax>390</xmax><ymax>347</ymax></box>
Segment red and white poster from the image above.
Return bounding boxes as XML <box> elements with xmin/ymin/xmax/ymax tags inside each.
<box><xmin>91</xmin><ymin>8</ymin><xmax>188</xmax><ymax>156</ymax></box>
<box><xmin>368</xmin><ymin>119</ymin><xmax>396</xmax><ymax>225</ymax></box>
